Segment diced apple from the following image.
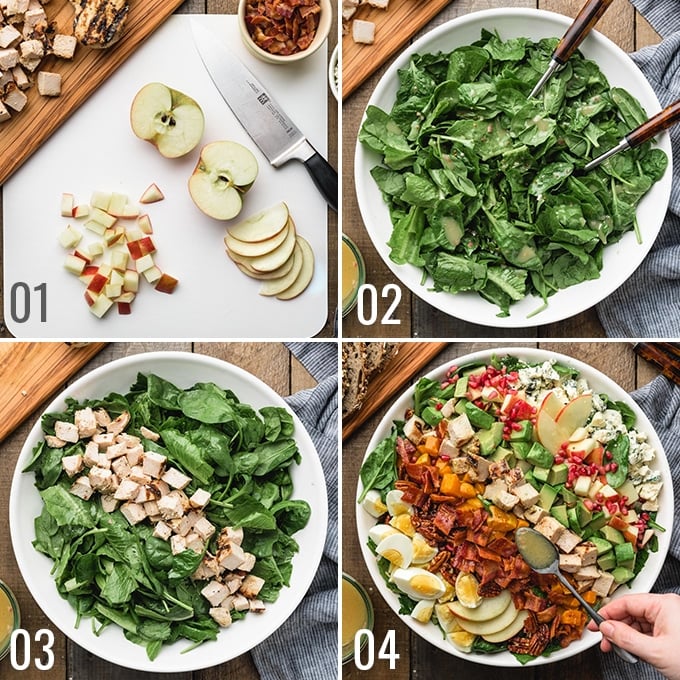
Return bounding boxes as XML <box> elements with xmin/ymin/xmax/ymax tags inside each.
<box><xmin>105</xmin><ymin>226</ymin><xmax>125</xmax><ymax>246</ymax></box>
<box><xmin>555</xmin><ymin>394</ymin><xmax>593</xmax><ymax>435</ymax></box>
<box><xmin>84</xmin><ymin>290</ymin><xmax>98</xmax><ymax>306</ymax></box>
<box><xmin>107</xmin><ymin>193</ymin><xmax>129</xmax><ymax>217</ymax></box>
<box><xmin>135</xmin><ymin>253</ymin><xmax>154</xmax><ymax>272</ymax></box>
<box><xmin>90</xmin><ymin>207</ymin><xmax>117</xmax><ymax>229</ymax></box>
<box><xmin>110</xmin><ymin>250</ymin><xmax>129</xmax><ymax>271</ymax></box>
<box><xmin>588</xmin><ymin>479</ymin><xmax>604</xmax><ymax>500</ymax></box>
<box><xmin>125</xmin><ymin>226</ymin><xmax>145</xmax><ymax>242</ymax></box>
<box><xmin>88</xmin><ymin>241</ymin><xmax>105</xmax><ymax>258</ymax></box>
<box><xmin>143</xmin><ymin>265</ymin><xmax>162</xmax><ymax>283</ymax></box>
<box><xmin>105</xmin><ymin>283</ymin><xmax>122</xmax><ymax>298</ymax></box>
<box><xmin>140</xmin><ymin>183</ymin><xmax>164</xmax><ymax>204</ymax></box>
<box><xmin>98</xmin><ymin>263</ymin><xmax>112</xmax><ymax>278</ymax></box>
<box><xmin>566</xmin><ymin>438</ymin><xmax>597</xmax><ymax>456</ymax></box>
<box><xmin>87</xmin><ymin>272</ymin><xmax>109</xmax><ymax>294</ymax></box>
<box><xmin>85</xmin><ymin>219</ymin><xmax>107</xmax><ymax>235</ymax></box>
<box><xmin>64</xmin><ymin>254</ymin><xmax>86</xmax><ymax>275</ymax></box>
<box><xmin>115</xmin><ymin>291</ymin><xmax>136</xmax><ymax>304</ymax></box>
<box><xmin>121</xmin><ymin>203</ymin><xmax>140</xmax><ymax>219</ymax></box>
<box><xmin>58</xmin><ymin>224</ymin><xmax>82</xmax><ymax>249</ymax></box>
<box><xmin>127</xmin><ymin>237</ymin><xmax>156</xmax><ymax>260</ymax></box>
<box><xmin>117</xmin><ymin>301</ymin><xmax>132</xmax><ymax>315</ymax></box>
<box><xmin>599</xmin><ymin>484</ymin><xmax>619</xmax><ymax>499</ymax></box>
<box><xmin>60</xmin><ymin>193</ymin><xmax>74</xmax><ymax>217</ymax></box>
<box><xmin>155</xmin><ymin>273</ymin><xmax>178</xmax><ymax>294</ymax></box>
<box><xmin>137</xmin><ymin>214</ymin><xmax>153</xmax><ymax>234</ymax></box>
<box><xmin>573</xmin><ymin>475</ymin><xmax>592</xmax><ymax>497</ymax></box>
<box><xmin>73</xmin><ymin>204</ymin><xmax>90</xmax><ymax>219</ymax></box>
<box><xmin>91</xmin><ymin>191</ymin><xmax>111</xmax><ymax>211</ymax></box>
<box><xmin>123</xmin><ymin>270</ymin><xmax>139</xmax><ymax>292</ymax></box>
<box><xmin>110</xmin><ymin>270</ymin><xmax>125</xmax><ymax>286</ymax></box>
<box><xmin>89</xmin><ymin>294</ymin><xmax>113</xmax><ymax>318</ymax></box>
<box><xmin>79</xmin><ymin>264</ymin><xmax>99</xmax><ymax>284</ymax></box>
<box><xmin>73</xmin><ymin>248</ymin><xmax>91</xmax><ymax>263</ymax></box>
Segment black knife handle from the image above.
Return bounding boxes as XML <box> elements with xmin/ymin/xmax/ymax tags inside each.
<box><xmin>303</xmin><ymin>153</ymin><xmax>338</xmax><ymax>212</ymax></box>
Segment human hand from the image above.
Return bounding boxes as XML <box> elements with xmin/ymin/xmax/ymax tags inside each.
<box><xmin>587</xmin><ymin>593</ymin><xmax>680</xmax><ymax>679</ymax></box>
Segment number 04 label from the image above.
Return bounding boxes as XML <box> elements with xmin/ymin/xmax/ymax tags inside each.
<box><xmin>353</xmin><ymin>629</ymin><xmax>400</xmax><ymax>670</ymax></box>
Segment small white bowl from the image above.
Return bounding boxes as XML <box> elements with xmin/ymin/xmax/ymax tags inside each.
<box><xmin>238</xmin><ymin>0</ymin><xmax>332</xmax><ymax>64</ymax></box>
<box><xmin>329</xmin><ymin>44</ymin><xmax>338</xmax><ymax>99</ymax></box>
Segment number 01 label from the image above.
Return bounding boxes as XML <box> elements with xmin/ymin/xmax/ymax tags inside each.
<box><xmin>10</xmin><ymin>629</ymin><xmax>55</xmax><ymax>671</ymax></box>
<box><xmin>353</xmin><ymin>629</ymin><xmax>400</xmax><ymax>670</ymax></box>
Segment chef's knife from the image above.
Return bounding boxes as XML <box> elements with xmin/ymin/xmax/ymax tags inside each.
<box><xmin>585</xmin><ymin>100</ymin><xmax>680</xmax><ymax>171</ymax></box>
<box><xmin>530</xmin><ymin>0</ymin><xmax>614</xmax><ymax>98</ymax></box>
<box><xmin>191</xmin><ymin>21</ymin><xmax>337</xmax><ymax>212</ymax></box>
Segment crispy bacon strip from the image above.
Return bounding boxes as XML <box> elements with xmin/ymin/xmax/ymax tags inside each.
<box><xmin>245</xmin><ymin>0</ymin><xmax>321</xmax><ymax>55</ymax></box>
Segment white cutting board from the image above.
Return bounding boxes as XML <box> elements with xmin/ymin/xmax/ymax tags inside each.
<box><xmin>3</xmin><ymin>15</ymin><xmax>328</xmax><ymax>339</ymax></box>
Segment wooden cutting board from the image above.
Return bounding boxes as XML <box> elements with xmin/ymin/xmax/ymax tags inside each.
<box><xmin>342</xmin><ymin>0</ymin><xmax>452</xmax><ymax>99</ymax></box>
<box><xmin>342</xmin><ymin>341</ymin><xmax>448</xmax><ymax>440</ymax></box>
<box><xmin>0</xmin><ymin>342</ymin><xmax>106</xmax><ymax>442</ymax></box>
<box><xmin>0</xmin><ymin>0</ymin><xmax>185</xmax><ymax>185</ymax></box>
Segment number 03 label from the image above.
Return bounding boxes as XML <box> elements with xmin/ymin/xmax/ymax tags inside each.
<box><xmin>10</xmin><ymin>629</ymin><xmax>55</xmax><ymax>671</ymax></box>
<box><xmin>353</xmin><ymin>629</ymin><xmax>400</xmax><ymax>670</ymax></box>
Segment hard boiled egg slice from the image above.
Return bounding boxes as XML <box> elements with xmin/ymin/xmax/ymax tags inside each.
<box><xmin>410</xmin><ymin>599</ymin><xmax>434</xmax><ymax>623</ymax></box>
<box><xmin>385</xmin><ymin>489</ymin><xmax>412</xmax><ymax>517</ymax></box>
<box><xmin>361</xmin><ymin>489</ymin><xmax>387</xmax><ymax>518</ymax></box>
<box><xmin>391</xmin><ymin>567</ymin><xmax>447</xmax><ymax>601</ymax></box>
<box><xmin>368</xmin><ymin>523</ymin><xmax>399</xmax><ymax>545</ymax></box>
<box><xmin>375</xmin><ymin>533</ymin><xmax>413</xmax><ymax>569</ymax></box>
<box><xmin>389</xmin><ymin>513</ymin><xmax>415</xmax><ymax>537</ymax></box>
<box><xmin>455</xmin><ymin>571</ymin><xmax>482</xmax><ymax>609</ymax></box>
<box><xmin>411</xmin><ymin>532</ymin><xmax>438</xmax><ymax>564</ymax></box>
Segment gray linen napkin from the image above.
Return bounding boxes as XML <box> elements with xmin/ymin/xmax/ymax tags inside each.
<box><xmin>250</xmin><ymin>342</ymin><xmax>338</xmax><ymax>680</ymax></box>
<box><xmin>600</xmin><ymin>375</ymin><xmax>680</xmax><ymax>680</ymax></box>
<box><xmin>596</xmin><ymin>1</ymin><xmax>680</xmax><ymax>336</ymax></box>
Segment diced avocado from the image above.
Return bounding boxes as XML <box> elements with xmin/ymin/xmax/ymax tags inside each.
<box><xmin>550</xmin><ymin>504</ymin><xmax>569</xmax><ymax>527</ymax></box>
<box><xmin>561</xmin><ymin>487</ymin><xmax>578</xmax><ymax>507</ymax></box>
<box><xmin>597</xmin><ymin>552</ymin><xmax>617</xmax><ymax>571</ymax></box>
<box><xmin>576</xmin><ymin>501</ymin><xmax>593</xmax><ymax>528</ymax></box>
<box><xmin>478</xmin><ymin>421</ymin><xmax>505</xmax><ymax>456</ymax></box>
<box><xmin>567</xmin><ymin>506</ymin><xmax>580</xmax><ymax>533</ymax></box>
<box><xmin>464</xmin><ymin>402</ymin><xmax>495</xmax><ymax>430</ymax></box>
<box><xmin>454</xmin><ymin>375</ymin><xmax>469</xmax><ymax>398</ymax></box>
<box><xmin>516</xmin><ymin>459</ymin><xmax>532</xmax><ymax>474</ymax></box>
<box><xmin>611</xmin><ymin>566</ymin><xmax>635</xmax><ymax>584</ymax></box>
<box><xmin>590</xmin><ymin>536</ymin><xmax>613</xmax><ymax>556</ymax></box>
<box><xmin>526</xmin><ymin>442</ymin><xmax>555</xmax><ymax>469</ymax></box>
<box><xmin>532</xmin><ymin>466</ymin><xmax>550</xmax><ymax>483</ymax></box>
<box><xmin>581</xmin><ymin>526</ymin><xmax>595</xmax><ymax>540</ymax></box>
<box><xmin>454</xmin><ymin>399</ymin><xmax>469</xmax><ymax>415</ymax></box>
<box><xmin>599</xmin><ymin>525</ymin><xmax>625</xmax><ymax>545</ymax></box>
<box><xmin>510</xmin><ymin>441</ymin><xmax>531</xmax><ymax>460</ymax></box>
<box><xmin>548</xmin><ymin>463</ymin><xmax>569</xmax><ymax>486</ymax></box>
<box><xmin>524</xmin><ymin>469</ymin><xmax>540</xmax><ymax>491</ymax></box>
<box><xmin>508</xmin><ymin>420</ymin><xmax>533</xmax><ymax>442</ymax></box>
<box><xmin>614</xmin><ymin>542</ymin><xmax>636</xmax><ymax>570</ymax></box>
<box><xmin>489</xmin><ymin>447</ymin><xmax>515</xmax><ymax>468</ymax></box>
<box><xmin>538</xmin><ymin>484</ymin><xmax>559</xmax><ymax>510</ymax></box>
<box><xmin>588</xmin><ymin>511</ymin><xmax>609</xmax><ymax>531</ymax></box>
<box><xmin>462</xmin><ymin>365</ymin><xmax>487</xmax><ymax>377</ymax></box>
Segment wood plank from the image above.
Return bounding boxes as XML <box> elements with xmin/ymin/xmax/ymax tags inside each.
<box><xmin>0</xmin><ymin>0</ymin><xmax>186</xmax><ymax>185</ymax></box>
<box><xmin>0</xmin><ymin>341</ymin><xmax>107</xmax><ymax>442</ymax></box>
<box><xmin>341</xmin><ymin>0</ymin><xmax>452</xmax><ymax>99</ymax></box>
<box><xmin>342</xmin><ymin>341</ymin><xmax>448</xmax><ymax>440</ymax></box>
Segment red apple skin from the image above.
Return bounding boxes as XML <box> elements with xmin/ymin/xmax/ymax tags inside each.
<box><xmin>87</xmin><ymin>273</ymin><xmax>109</xmax><ymax>294</ymax></box>
<box><xmin>84</xmin><ymin>291</ymin><xmax>98</xmax><ymax>307</ymax></box>
<box><xmin>73</xmin><ymin>249</ymin><xmax>92</xmax><ymax>264</ymax></box>
<box><xmin>127</xmin><ymin>241</ymin><xmax>144</xmax><ymax>260</ymax></box>
<box><xmin>117</xmin><ymin>302</ymin><xmax>132</xmax><ymax>315</ymax></box>
<box><xmin>155</xmin><ymin>273</ymin><xmax>178</xmax><ymax>294</ymax></box>
<box><xmin>139</xmin><ymin>236</ymin><xmax>156</xmax><ymax>255</ymax></box>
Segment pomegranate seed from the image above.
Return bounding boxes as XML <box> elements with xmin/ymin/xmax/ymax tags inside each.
<box><xmin>435</xmin><ymin>402</ymin><xmax>443</xmax><ymax>410</ymax></box>
<box><xmin>555</xmin><ymin>455</ymin><xmax>564</xmax><ymax>464</ymax></box>
<box><xmin>610</xmin><ymin>462</ymin><xmax>618</xmax><ymax>472</ymax></box>
<box><xmin>440</xmin><ymin>454</ymin><xmax>451</xmax><ymax>462</ymax></box>
<box><xmin>605</xmin><ymin>451</ymin><xmax>613</xmax><ymax>460</ymax></box>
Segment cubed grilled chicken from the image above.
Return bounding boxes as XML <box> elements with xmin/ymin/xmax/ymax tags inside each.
<box><xmin>70</xmin><ymin>0</ymin><xmax>129</xmax><ymax>48</ymax></box>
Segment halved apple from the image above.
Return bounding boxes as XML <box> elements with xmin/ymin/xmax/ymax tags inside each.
<box><xmin>130</xmin><ymin>83</ymin><xmax>205</xmax><ymax>158</ymax></box>
<box><xmin>188</xmin><ymin>141</ymin><xmax>258</xmax><ymax>220</ymax></box>
<box><xmin>276</xmin><ymin>236</ymin><xmax>315</xmax><ymax>300</ymax></box>
<box><xmin>227</xmin><ymin>202</ymin><xmax>289</xmax><ymax>242</ymax></box>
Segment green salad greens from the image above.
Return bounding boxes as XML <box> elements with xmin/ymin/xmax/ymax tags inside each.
<box><xmin>24</xmin><ymin>373</ymin><xmax>310</xmax><ymax>660</ymax></box>
<box><xmin>359</xmin><ymin>30</ymin><xmax>668</xmax><ymax>316</ymax></box>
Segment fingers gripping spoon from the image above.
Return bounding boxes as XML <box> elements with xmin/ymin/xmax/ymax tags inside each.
<box><xmin>515</xmin><ymin>527</ymin><xmax>638</xmax><ymax>664</ymax></box>
<box><xmin>585</xmin><ymin>100</ymin><xmax>680</xmax><ymax>171</ymax></box>
<box><xmin>530</xmin><ymin>0</ymin><xmax>615</xmax><ymax>98</ymax></box>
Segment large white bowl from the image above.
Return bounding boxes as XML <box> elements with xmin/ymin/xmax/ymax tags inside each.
<box><xmin>354</xmin><ymin>9</ymin><xmax>673</xmax><ymax>327</ymax></box>
<box><xmin>356</xmin><ymin>347</ymin><xmax>673</xmax><ymax>667</ymax></box>
<box><xmin>10</xmin><ymin>351</ymin><xmax>328</xmax><ymax>673</ymax></box>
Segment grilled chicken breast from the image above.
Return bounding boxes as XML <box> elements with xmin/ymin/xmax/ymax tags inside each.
<box><xmin>70</xmin><ymin>0</ymin><xmax>130</xmax><ymax>48</ymax></box>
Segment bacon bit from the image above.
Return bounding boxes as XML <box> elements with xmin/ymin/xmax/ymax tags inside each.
<box><xmin>245</xmin><ymin>0</ymin><xmax>322</xmax><ymax>56</ymax></box>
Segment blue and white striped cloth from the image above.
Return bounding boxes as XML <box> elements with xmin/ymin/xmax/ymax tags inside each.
<box><xmin>597</xmin><ymin>0</ymin><xmax>680</xmax><ymax>337</ymax></box>
<box><xmin>250</xmin><ymin>342</ymin><xmax>338</xmax><ymax>680</ymax></box>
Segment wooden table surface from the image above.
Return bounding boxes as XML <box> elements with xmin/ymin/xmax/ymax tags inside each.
<box><xmin>342</xmin><ymin>341</ymin><xmax>662</xmax><ymax>680</ymax></box>
<box><xmin>0</xmin><ymin>341</ymin><xmax>318</xmax><ymax>679</ymax></box>
<box><xmin>341</xmin><ymin>0</ymin><xmax>660</xmax><ymax>339</ymax></box>
<box><xmin>0</xmin><ymin>0</ymin><xmax>338</xmax><ymax>339</ymax></box>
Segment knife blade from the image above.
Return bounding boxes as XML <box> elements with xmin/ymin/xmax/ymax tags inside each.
<box><xmin>191</xmin><ymin>20</ymin><xmax>337</xmax><ymax>212</ymax></box>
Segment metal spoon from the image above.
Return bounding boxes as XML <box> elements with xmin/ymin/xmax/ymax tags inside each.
<box><xmin>584</xmin><ymin>100</ymin><xmax>680</xmax><ymax>171</ymax></box>
<box><xmin>515</xmin><ymin>527</ymin><xmax>638</xmax><ymax>664</ymax></box>
<box><xmin>530</xmin><ymin>0</ymin><xmax>615</xmax><ymax>98</ymax></box>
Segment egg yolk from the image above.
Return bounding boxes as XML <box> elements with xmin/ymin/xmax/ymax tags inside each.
<box><xmin>409</xmin><ymin>574</ymin><xmax>443</xmax><ymax>598</ymax></box>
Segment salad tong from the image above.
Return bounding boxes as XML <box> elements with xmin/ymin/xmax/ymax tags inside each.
<box><xmin>530</xmin><ymin>0</ymin><xmax>615</xmax><ymax>98</ymax></box>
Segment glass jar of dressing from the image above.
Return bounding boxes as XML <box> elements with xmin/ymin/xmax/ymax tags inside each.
<box><xmin>341</xmin><ymin>235</ymin><xmax>365</xmax><ymax>317</ymax></box>
<box><xmin>0</xmin><ymin>581</ymin><xmax>20</xmax><ymax>660</ymax></box>
<box><xmin>341</xmin><ymin>573</ymin><xmax>374</xmax><ymax>664</ymax></box>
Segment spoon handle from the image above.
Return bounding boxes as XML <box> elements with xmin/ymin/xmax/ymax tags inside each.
<box><xmin>626</xmin><ymin>100</ymin><xmax>680</xmax><ymax>148</ymax></box>
<box><xmin>553</xmin><ymin>0</ymin><xmax>616</xmax><ymax>64</ymax></box>
<box><xmin>555</xmin><ymin>571</ymin><xmax>638</xmax><ymax>664</ymax></box>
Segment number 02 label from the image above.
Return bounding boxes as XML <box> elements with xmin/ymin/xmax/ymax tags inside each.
<box><xmin>357</xmin><ymin>284</ymin><xmax>402</xmax><ymax>325</ymax></box>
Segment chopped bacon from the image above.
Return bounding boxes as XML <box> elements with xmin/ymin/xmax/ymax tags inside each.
<box><xmin>245</xmin><ymin>0</ymin><xmax>321</xmax><ymax>55</ymax></box>
<box><xmin>396</xmin><ymin>436</ymin><xmax>416</xmax><ymax>464</ymax></box>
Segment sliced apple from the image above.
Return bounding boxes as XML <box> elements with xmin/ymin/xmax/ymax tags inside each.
<box><xmin>555</xmin><ymin>394</ymin><xmax>593</xmax><ymax>434</ymax></box>
<box><xmin>230</xmin><ymin>250</ymin><xmax>297</xmax><ymax>280</ymax></box>
<box><xmin>258</xmin><ymin>243</ymin><xmax>304</xmax><ymax>296</ymax></box>
<box><xmin>482</xmin><ymin>609</ymin><xmax>529</xmax><ymax>643</ymax></box>
<box><xmin>276</xmin><ymin>236</ymin><xmax>314</xmax><ymax>300</ymax></box>
<box><xmin>241</xmin><ymin>222</ymin><xmax>296</xmax><ymax>272</ymax></box>
<box><xmin>539</xmin><ymin>391</ymin><xmax>563</xmax><ymax>419</ymax></box>
<box><xmin>227</xmin><ymin>202</ymin><xmax>289</xmax><ymax>243</ymax></box>
<box><xmin>130</xmin><ymin>82</ymin><xmax>204</xmax><ymax>158</ymax></box>
<box><xmin>188</xmin><ymin>141</ymin><xmax>258</xmax><ymax>220</ymax></box>
<box><xmin>449</xmin><ymin>589</ymin><xmax>511</xmax><ymax>622</ymax></box>
<box><xmin>454</xmin><ymin>602</ymin><xmax>518</xmax><ymax>636</ymax></box>
<box><xmin>140</xmin><ymin>183</ymin><xmax>164</xmax><ymax>204</ymax></box>
<box><xmin>225</xmin><ymin>221</ymin><xmax>291</xmax><ymax>258</ymax></box>
<box><xmin>535</xmin><ymin>408</ymin><xmax>571</xmax><ymax>456</ymax></box>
